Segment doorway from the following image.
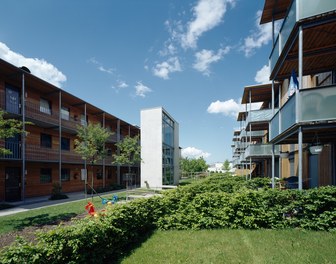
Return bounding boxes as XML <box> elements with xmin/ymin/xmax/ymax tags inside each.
<box><xmin>5</xmin><ymin>85</ymin><xmax>20</xmax><ymax>114</ymax></box>
<box><xmin>5</xmin><ymin>167</ymin><xmax>21</xmax><ymax>201</ymax></box>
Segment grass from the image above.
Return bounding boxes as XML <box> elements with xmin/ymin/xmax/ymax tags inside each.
<box><xmin>0</xmin><ymin>192</ymin><xmax>126</xmax><ymax>235</ymax></box>
<box><xmin>121</xmin><ymin>229</ymin><xmax>336</xmax><ymax>264</ymax></box>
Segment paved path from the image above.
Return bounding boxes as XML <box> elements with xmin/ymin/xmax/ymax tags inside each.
<box><xmin>0</xmin><ymin>189</ymin><xmax>125</xmax><ymax>217</ymax></box>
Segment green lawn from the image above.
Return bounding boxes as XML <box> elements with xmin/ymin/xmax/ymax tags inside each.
<box><xmin>121</xmin><ymin>229</ymin><xmax>336</xmax><ymax>264</ymax></box>
<box><xmin>0</xmin><ymin>192</ymin><xmax>126</xmax><ymax>235</ymax></box>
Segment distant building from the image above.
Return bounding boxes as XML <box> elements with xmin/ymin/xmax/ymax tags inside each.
<box><xmin>208</xmin><ymin>162</ymin><xmax>224</xmax><ymax>173</ymax></box>
<box><xmin>140</xmin><ymin>107</ymin><xmax>180</xmax><ymax>188</ymax></box>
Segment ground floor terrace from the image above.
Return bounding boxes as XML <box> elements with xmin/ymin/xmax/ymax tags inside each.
<box><xmin>0</xmin><ymin>161</ymin><xmax>140</xmax><ymax>202</ymax></box>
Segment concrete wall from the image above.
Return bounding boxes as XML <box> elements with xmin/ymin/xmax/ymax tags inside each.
<box><xmin>141</xmin><ymin>108</ymin><xmax>163</xmax><ymax>188</ymax></box>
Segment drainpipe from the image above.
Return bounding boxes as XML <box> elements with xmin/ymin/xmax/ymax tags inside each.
<box><xmin>84</xmin><ymin>103</ymin><xmax>87</xmax><ymax>198</ymax></box>
<box><xmin>271</xmin><ymin>81</ymin><xmax>275</xmax><ymax>188</ymax></box>
<box><xmin>59</xmin><ymin>91</ymin><xmax>62</xmax><ymax>186</ymax></box>
<box><xmin>21</xmin><ymin>73</ymin><xmax>26</xmax><ymax>202</ymax></box>
<box><xmin>249</xmin><ymin>89</ymin><xmax>252</xmax><ymax>180</ymax></box>
<box><xmin>117</xmin><ymin>119</ymin><xmax>120</xmax><ymax>185</ymax></box>
<box><xmin>102</xmin><ymin>112</ymin><xmax>105</xmax><ymax>188</ymax></box>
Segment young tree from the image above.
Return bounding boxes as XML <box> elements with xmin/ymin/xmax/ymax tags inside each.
<box><xmin>74</xmin><ymin>123</ymin><xmax>112</xmax><ymax>199</ymax></box>
<box><xmin>113</xmin><ymin>134</ymin><xmax>141</xmax><ymax>169</ymax></box>
<box><xmin>223</xmin><ymin>159</ymin><xmax>231</xmax><ymax>172</ymax></box>
<box><xmin>0</xmin><ymin>110</ymin><xmax>25</xmax><ymax>155</ymax></box>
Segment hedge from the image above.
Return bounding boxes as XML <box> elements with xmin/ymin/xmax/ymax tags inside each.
<box><xmin>1</xmin><ymin>175</ymin><xmax>336</xmax><ymax>263</ymax></box>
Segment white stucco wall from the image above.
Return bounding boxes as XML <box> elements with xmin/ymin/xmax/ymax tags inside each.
<box><xmin>140</xmin><ymin>108</ymin><xmax>163</xmax><ymax>188</ymax></box>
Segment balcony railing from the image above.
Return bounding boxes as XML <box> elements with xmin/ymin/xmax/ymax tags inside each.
<box><xmin>240</xmin><ymin>130</ymin><xmax>265</xmax><ymax>139</ymax></box>
<box><xmin>0</xmin><ymin>141</ymin><xmax>22</xmax><ymax>159</ymax></box>
<box><xmin>245</xmin><ymin>109</ymin><xmax>276</xmax><ymax>127</ymax></box>
<box><xmin>269</xmin><ymin>0</ymin><xmax>336</xmax><ymax>73</ymax></box>
<box><xmin>270</xmin><ymin>85</ymin><xmax>336</xmax><ymax>140</ymax></box>
<box><xmin>244</xmin><ymin>144</ymin><xmax>280</xmax><ymax>159</ymax></box>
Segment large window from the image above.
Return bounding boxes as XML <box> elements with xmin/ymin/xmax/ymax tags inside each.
<box><xmin>61</xmin><ymin>168</ymin><xmax>70</xmax><ymax>182</ymax></box>
<box><xmin>40</xmin><ymin>98</ymin><xmax>52</xmax><ymax>115</ymax></box>
<box><xmin>61</xmin><ymin>137</ymin><xmax>70</xmax><ymax>151</ymax></box>
<box><xmin>61</xmin><ymin>106</ymin><xmax>70</xmax><ymax>120</ymax></box>
<box><xmin>40</xmin><ymin>168</ymin><xmax>52</xmax><ymax>183</ymax></box>
<box><xmin>80</xmin><ymin>114</ymin><xmax>88</xmax><ymax>126</ymax></box>
<box><xmin>41</xmin><ymin>133</ymin><xmax>52</xmax><ymax>148</ymax></box>
<box><xmin>162</xmin><ymin>112</ymin><xmax>175</xmax><ymax>185</ymax></box>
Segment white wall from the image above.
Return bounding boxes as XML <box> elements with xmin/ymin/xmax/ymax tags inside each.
<box><xmin>140</xmin><ymin>108</ymin><xmax>163</xmax><ymax>188</ymax></box>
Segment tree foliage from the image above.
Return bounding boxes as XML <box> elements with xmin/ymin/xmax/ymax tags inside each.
<box><xmin>0</xmin><ymin>110</ymin><xmax>25</xmax><ymax>155</ymax></box>
<box><xmin>113</xmin><ymin>135</ymin><xmax>141</xmax><ymax>166</ymax></box>
<box><xmin>74</xmin><ymin>123</ymin><xmax>112</xmax><ymax>164</ymax></box>
<box><xmin>180</xmin><ymin>157</ymin><xmax>208</xmax><ymax>173</ymax></box>
<box><xmin>223</xmin><ymin>159</ymin><xmax>230</xmax><ymax>172</ymax></box>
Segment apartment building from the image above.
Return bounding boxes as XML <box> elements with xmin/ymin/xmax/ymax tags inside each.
<box><xmin>233</xmin><ymin>1</ymin><xmax>336</xmax><ymax>189</ymax></box>
<box><xmin>0</xmin><ymin>58</ymin><xmax>140</xmax><ymax>202</ymax></box>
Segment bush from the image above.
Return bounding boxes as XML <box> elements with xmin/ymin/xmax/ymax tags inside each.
<box><xmin>49</xmin><ymin>182</ymin><xmax>68</xmax><ymax>200</ymax></box>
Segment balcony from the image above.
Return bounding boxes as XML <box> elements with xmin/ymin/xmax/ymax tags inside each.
<box><xmin>240</xmin><ymin>130</ymin><xmax>265</xmax><ymax>140</ymax></box>
<box><xmin>25</xmin><ymin>100</ymin><xmax>59</xmax><ymax>126</ymax></box>
<box><xmin>269</xmin><ymin>0</ymin><xmax>336</xmax><ymax>73</ymax></box>
<box><xmin>244</xmin><ymin>144</ymin><xmax>280</xmax><ymax>159</ymax></box>
<box><xmin>270</xmin><ymin>85</ymin><xmax>336</xmax><ymax>140</ymax></box>
<box><xmin>245</xmin><ymin>109</ymin><xmax>276</xmax><ymax>128</ymax></box>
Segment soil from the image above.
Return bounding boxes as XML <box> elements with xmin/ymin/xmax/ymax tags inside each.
<box><xmin>0</xmin><ymin>212</ymin><xmax>87</xmax><ymax>249</ymax></box>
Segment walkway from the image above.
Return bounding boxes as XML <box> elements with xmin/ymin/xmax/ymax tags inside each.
<box><xmin>0</xmin><ymin>189</ymin><xmax>125</xmax><ymax>217</ymax></box>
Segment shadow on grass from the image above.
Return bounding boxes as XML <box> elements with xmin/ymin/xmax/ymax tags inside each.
<box><xmin>109</xmin><ymin>229</ymin><xmax>155</xmax><ymax>264</ymax></box>
<box><xmin>11</xmin><ymin>213</ymin><xmax>77</xmax><ymax>231</ymax></box>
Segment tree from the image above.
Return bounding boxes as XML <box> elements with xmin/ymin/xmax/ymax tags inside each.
<box><xmin>113</xmin><ymin>134</ymin><xmax>141</xmax><ymax>168</ymax></box>
<box><xmin>74</xmin><ymin>122</ymin><xmax>112</xmax><ymax>198</ymax></box>
<box><xmin>180</xmin><ymin>157</ymin><xmax>208</xmax><ymax>174</ymax></box>
<box><xmin>0</xmin><ymin>110</ymin><xmax>25</xmax><ymax>155</ymax></box>
<box><xmin>113</xmin><ymin>134</ymin><xmax>141</xmax><ymax>187</ymax></box>
<box><xmin>223</xmin><ymin>159</ymin><xmax>231</xmax><ymax>172</ymax></box>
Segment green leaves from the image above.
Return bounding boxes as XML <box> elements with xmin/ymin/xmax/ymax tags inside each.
<box><xmin>113</xmin><ymin>135</ymin><xmax>141</xmax><ymax>166</ymax></box>
<box><xmin>74</xmin><ymin>123</ymin><xmax>112</xmax><ymax>164</ymax></box>
<box><xmin>180</xmin><ymin>157</ymin><xmax>208</xmax><ymax>174</ymax></box>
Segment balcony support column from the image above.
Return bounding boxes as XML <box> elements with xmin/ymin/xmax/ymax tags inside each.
<box><xmin>84</xmin><ymin>103</ymin><xmax>87</xmax><ymax>199</ymax></box>
<box><xmin>249</xmin><ymin>89</ymin><xmax>252</xmax><ymax>180</ymax></box>
<box><xmin>272</xmin><ymin>144</ymin><xmax>275</xmax><ymax>189</ymax></box>
<box><xmin>103</xmin><ymin>113</ymin><xmax>106</xmax><ymax>188</ymax></box>
<box><xmin>296</xmin><ymin>26</ymin><xmax>303</xmax><ymax>123</ymax></box>
<box><xmin>298</xmin><ymin>126</ymin><xmax>303</xmax><ymax>190</ymax></box>
<box><xmin>117</xmin><ymin>119</ymin><xmax>121</xmax><ymax>185</ymax></box>
<box><xmin>59</xmin><ymin>91</ymin><xmax>62</xmax><ymax>186</ymax></box>
<box><xmin>21</xmin><ymin>73</ymin><xmax>26</xmax><ymax>202</ymax></box>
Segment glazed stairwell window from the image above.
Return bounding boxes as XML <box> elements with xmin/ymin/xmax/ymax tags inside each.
<box><xmin>40</xmin><ymin>98</ymin><xmax>52</xmax><ymax>115</ymax></box>
<box><xmin>41</xmin><ymin>133</ymin><xmax>52</xmax><ymax>148</ymax></box>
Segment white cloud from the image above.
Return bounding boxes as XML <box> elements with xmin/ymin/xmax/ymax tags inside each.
<box><xmin>88</xmin><ymin>57</ymin><xmax>115</xmax><ymax>75</ymax></box>
<box><xmin>153</xmin><ymin>57</ymin><xmax>182</xmax><ymax>79</ymax></box>
<box><xmin>135</xmin><ymin>81</ymin><xmax>152</xmax><ymax>97</ymax></box>
<box><xmin>117</xmin><ymin>80</ymin><xmax>128</xmax><ymax>88</ymax></box>
<box><xmin>207</xmin><ymin>98</ymin><xmax>263</xmax><ymax>118</ymax></box>
<box><xmin>193</xmin><ymin>47</ymin><xmax>230</xmax><ymax>75</ymax></box>
<box><xmin>181</xmin><ymin>0</ymin><xmax>235</xmax><ymax>49</ymax></box>
<box><xmin>0</xmin><ymin>42</ymin><xmax>66</xmax><ymax>87</ymax></box>
<box><xmin>242</xmin><ymin>10</ymin><xmax>273</xmax><ymax>57</ymax></box>
<box><xmin>182</xmin><ymin>146</ymin><xmax>211</xmax><ymax>159</ymax></box>
<box><xmin>207</xmin><ymin>99</ymin><xmax>243</xmax><ymax>118</ymax></box>
<box><xmin>254</xmin><ymin>64</ymin><xmax>271</xmax><ymax>84</ymax></box>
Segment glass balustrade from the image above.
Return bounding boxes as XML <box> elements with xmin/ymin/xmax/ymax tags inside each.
<box><xmin>245</xmin><ymin>144</ymin><xmax>280</xmax><ymax>158</ymax></box>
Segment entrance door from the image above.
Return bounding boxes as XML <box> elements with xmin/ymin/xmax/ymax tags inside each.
<box><xmin>5</xmin><ymin>85</ymin><xmax>20</xmax><ymax>114</ymax></box>
<box><xmin>309</xmin><ymin>154</ymin><xmax>319</xmax><ymax>188</ymax></box>
<box><xmin>5</xmin><ymin>167</ymin><xmax>21</xmax><ymax>201</ymax></box>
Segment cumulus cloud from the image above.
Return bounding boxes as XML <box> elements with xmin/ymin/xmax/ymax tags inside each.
<box><xmin>117</xmin><ymin>80</ymin><xmax>128</xmax><ymax>88</ymax></box>
<box><xmin>181</xmin><ymin>0</ymin><xmax>235</xmax><ymax>49</ymax></box>
<box><xmin>193</xmin><ymin>47</ymin><xmax>230</xmax><ymax>75</ymax></box>
<box><xmin>153</xmin><ymin>57</ymin><xmax>182</xmax><ymax>79</ymax></box>
<box><xmin>242</xmin><ymin>10</ymin><xmax>273</xmax><ymax>57</ymax></box>
<box><xmin>254</xmin><ymin>64</ymin><xmax>271</xmax><ymax>84</ymax></box>
<box><xmin>207</xmin><ymin>99</ymin><xmax>243</xmax><ymax>118</ymax></box>
<box><xmin>0</xmin><ymin>42</ymin><xmax>66</xmax><ymax>87</ymax></box>
<box><xmin>182</xmin><ymin>146</ymin><xmax>211</xmax><ymax>159</ymax></box>
<box><xmin>135</xmin><ymin>81</ymin><xmax>152</xmax><ymax>97</ymax></box>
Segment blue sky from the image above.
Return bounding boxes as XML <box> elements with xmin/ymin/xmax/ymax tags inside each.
<box><xmin>0</xmin><ymin>0</ymin><xmax>274</xmax><ymax>164</ymax></box>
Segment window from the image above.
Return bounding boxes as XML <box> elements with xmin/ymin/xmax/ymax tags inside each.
<box><xmin>80</xmin><ymin>114</ymin><xmax>88</xmax><ymax>126</ymax></box>
<box><xmin>41</xmin><ymin>133</ymin><xmax>52</xmax><ymax>148</ymax></box>
<box><xmin>40</xmin><ymin>98</ymin><xmax>52</xmax><ymax>115</ymax></box>
<box><xmin>61</xmin><ymin>137</ymin><xmax>70</xmax><ymax>151</ymax></box>
<box><xmin>61</xmin><ymin>168</ymin><xmax>70</xmax><ymax>181</ymax></box>
<box><xmin>40</xmin><ymin>168</ymin><xmax>52</xmax><ymax>183</ymax></box>
<box><xmin>61</xmin><ymin>106</ymin><xmax>70</xmax><ymax>120</ymax></box>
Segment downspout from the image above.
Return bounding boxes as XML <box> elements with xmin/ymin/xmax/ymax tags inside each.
<box><xmin>59</xmin><ymin>91</ymin><xmax>62</xmax><ymax>186</ymax></box>
<box><xmin>21</xmin><ymin>73</ymin><xmax>26</xmax><ymax>202</ymax></box>
<box><xmin>102</xmin><ymin>112</ymin><xmax>106</xmax><ymax>188</ymax></box>
<box><xmin>298</xmin><ymin>25</ymin><xmax>303</xmax><ymax>190</ymax></box>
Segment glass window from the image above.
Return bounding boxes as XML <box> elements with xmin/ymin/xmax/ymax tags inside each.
<box><xmin>80</xmin><ymin>114</ymin><xmax>88</xmax><ymax>126</ymax></box>
<box><xmin>61</xmin><ymin>137</ymin><xmax>70</xmax><ymax>151</ymax></box>
<box><xmin>40</xmin><ymin>98</ymin><xmax>52</xmax><ymax>115</ymax></box>
<box><xmin>40</xmin><ymin>168</ymin><xmax>52</xmax><ymax>183</ymax></box>
<box><xmin>41</xmin><ymin>133</ymin><xmax>52</xmax><ymax>148</ymax></box>
<box><xmin>61</xmin><ymin>168</ymin><xmax>70</xmax><ymax>181</ymax></box>
<box><xmin>61</xmin><ymin>106</ymin><xmax>70</xmax><ymax>120</ymax></box>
